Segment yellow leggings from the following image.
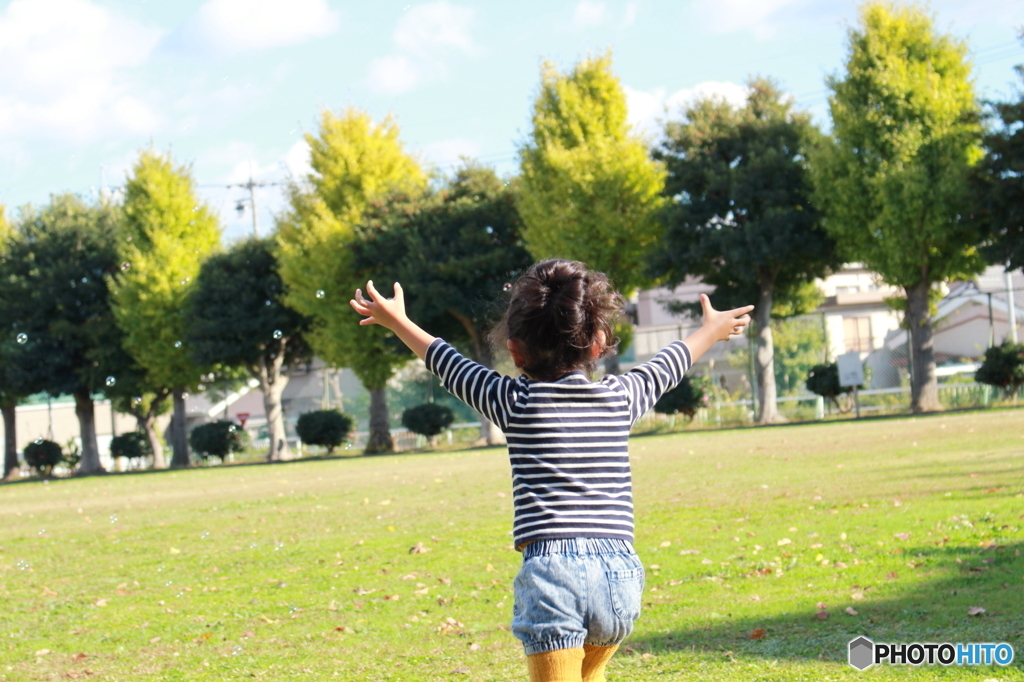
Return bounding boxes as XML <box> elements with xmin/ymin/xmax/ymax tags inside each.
<box><xmin>526</xmin><ymin>644</ymin><xmax>619</xmax><ymax>682</ymax></box>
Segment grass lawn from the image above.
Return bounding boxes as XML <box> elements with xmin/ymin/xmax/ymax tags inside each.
<box><xmin>2</xmin><ymin>408</ymin><xmax>1023</xmax><ymax>681</ymax></box>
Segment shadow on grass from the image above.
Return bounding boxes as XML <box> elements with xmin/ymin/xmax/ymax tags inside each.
<box><xmin>629</xmin><ymin>541</ymin><xmax>1024</xmax><ymax>666</ymax></box>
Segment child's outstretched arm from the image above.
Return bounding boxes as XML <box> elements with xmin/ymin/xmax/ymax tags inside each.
<box><xmin>349</xmin><ymin>280</ymin><xmax>435</xmax><ymax>359</ymax></box>
<box><xmin>683</xmin><ymin>293</ymin><xmax>754</xmax><ymax>362</ymax></box>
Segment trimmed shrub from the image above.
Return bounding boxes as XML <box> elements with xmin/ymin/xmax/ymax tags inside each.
<box><xmin>296</xmin><ymin>410</ymin><xmax>353</xmax><ymax>455</ymax></box>
<box><xmin>24</xmin><ymin>439</ymin><xmax>62</xmax><ymax>477</ymax></box>
<box><xmin>402</xmin><ymin>403</ymin><xmax>455</xmax><ymax>441</ymax></box>
<box><xmin>189</xmin><ymin>420</ymin><xmax>248</xmax><ymax>461</ymax></box>
<box><xmin>654</xmin><ymin>376</ymin><xmax>709</xmax><ymax>420</ymax></box>
<box><xmin>806</xmin><ymin>362</ymin><xmax>855</xmax><ymax>408</ymax></box>
<box><xmin>110</xmin><ymin>432</ymin><xmax>151</xmax><ymax>462</ymax></box>
<box><xmin>975</xmin><ymin>341</ymin><xmax>1024</xmax><ymax>397</ymax></box>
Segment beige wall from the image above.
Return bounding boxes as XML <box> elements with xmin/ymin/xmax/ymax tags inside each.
<box><xmin>2</xmin><ymin>399</ymin><xmax>144</xmax><ymax>471</ymax></box>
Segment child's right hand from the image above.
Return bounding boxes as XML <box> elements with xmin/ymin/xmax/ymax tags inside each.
<box><xmin>699</xmin><ymin>293</ymin><xmax>754</xmax><ymax>341</ymax></box>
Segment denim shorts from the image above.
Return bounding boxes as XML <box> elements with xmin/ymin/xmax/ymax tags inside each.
<box><xmin>511</xmin><ymin>538</ymin><xmax>645</xmax><ymax>655</ymax></box>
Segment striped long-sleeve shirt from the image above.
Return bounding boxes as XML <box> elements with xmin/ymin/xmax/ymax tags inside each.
<box><xmin>424</xmin><ymin>338</ymin><xmax>692</xmax><ymax>547</ymax></box>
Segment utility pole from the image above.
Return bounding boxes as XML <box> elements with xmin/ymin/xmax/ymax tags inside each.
<box><xmin>223</xmin><ymin>164</ymin><xmax>282</xmax><ymax>238</ymax></box>
<box><xmin>1005</xmin><ymin>267</ymin><xmax>1018</xmax><ymax>343</ymax></box>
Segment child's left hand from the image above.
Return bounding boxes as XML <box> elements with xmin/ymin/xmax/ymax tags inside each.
<box><xmin>350</xmin><ymin>280</ymin><xmax>408</xmax><ymax>332</ymax></box>
<box><xmin>699</xmin><ymin>293</ymin><xmax>753</xmax><ymax>341</ymax></box>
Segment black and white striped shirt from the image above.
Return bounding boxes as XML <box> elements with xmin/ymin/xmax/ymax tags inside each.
<box><xmin>424</xmin><ymin>338</ymin><xmax>692</xmax><ymax>547</ymax></box>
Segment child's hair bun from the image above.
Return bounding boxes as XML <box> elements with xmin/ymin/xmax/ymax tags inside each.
<box><xmin>492</xmin><ymin>259</ymin><xmax>624</xmax><ymax>381</ymax></box>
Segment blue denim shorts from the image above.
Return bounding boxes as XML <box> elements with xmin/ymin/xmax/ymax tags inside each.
<box><xmin>511</xmin><ymin>538</ymin><xmax>645</xmax><ymax>655</ymax></box>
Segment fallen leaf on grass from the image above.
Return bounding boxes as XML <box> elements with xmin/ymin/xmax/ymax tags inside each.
<box><xmin>894</xmin><ymin>533</ymin><xmax>910</xmax><ymax>541</ymax></box>
<box><xmin>41</xmin><ymin>586</ymin><xmax>59</xmax><ymax>597</ymax></box>
<box><xmin>679</xmin><ymin>549</ymin><xmax>701</xmax><ymax>555</ymax></box>
<box><xmin>967</xmin><ymin>606</ymin><xmax>986</xmax><ymax>616</ymax></box>
<box><xmin>777</xmin><ymin>538</ymin><xmax>792</xmax><ymax>546</ymax></box>
<box><xmin>72</xmin><ymin>654</ymin><xmax>87</xmax><ymax>661</ymax></box>
<box><xmin>409</xmin><ymin>542</ymin><xmax>430</xmax><ymax>554</ymax></box>
<box><xmin>169</xmin><ymin>547</ymin><xmax>180</xmax><ymax>555</ymax></box>
<box><xmin>383</xmin><ymin>594</ymin><xmax>400</xmax><ymax>601</ymax></box>
<box><xmin>93</xmin><ymin>599</ymin><xmax>108</xmax><ymax>607</ymax></box>
<box><xmin>195</xmin><ymin>632</ymin><xmax>213</xmax><ymax>642</ymax></box>
<box><xmin>354</xmin><ymin>588</ymin><xmax>375</xmax><ymax>595</ymax></box>
<box><xmin>149</xmin><ymin>637</ymin><xmax>161</xmax><ymax>644</ymax></box>
<box><xmin>815</xmin><ymin>609</ymin><xmax>829</xmax><ymax>620</ymax></box>
<box><xmin>749</xmin><ymin>628</ymin><xmax>766</xmax><ymax>640</ymax></box>
<box><xmin>450</xmin><ymin>667</ymin><xmax>470</xmax><ymax>674</ymax></box>
<box><xmin>851</xmin><ymin>592</ymin><xmax>864</xmax><ymax>600</ymax></box>
<box><xmin>845</xmin><ymin>607</ymin><xmax>858</xmax><ymax>616</ymax></box>
<box><xmin>35</xmin><ymin>649</ymin><xmax>51</xmax><ymax>656</ymax></box>
<box><xmin>659</xmin><ymin>541</ymin><xmax>671</xmax><ymax>548</ymax></box>
<box><xmin>468</xmin><ymin>642</ymin><xmax>481</xmax><ymax>651</ymax></box>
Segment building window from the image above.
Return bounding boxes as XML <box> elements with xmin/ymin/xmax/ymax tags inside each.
<box><xmin>844</xmin><ymin>316</ymin><xmax>873</xmax><ymax>353</ymax></box>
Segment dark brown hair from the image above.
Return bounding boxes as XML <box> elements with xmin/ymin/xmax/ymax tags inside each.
<box><xmin>490</xmin><ymin>259</ymin><xmax>624</xmax><ymax>381</ymax></box>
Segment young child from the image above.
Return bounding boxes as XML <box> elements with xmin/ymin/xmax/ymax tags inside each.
<box><xmin>350</xmin><ymin>259</ymin><xmax>752</xmax><ymax>682</ymax></box>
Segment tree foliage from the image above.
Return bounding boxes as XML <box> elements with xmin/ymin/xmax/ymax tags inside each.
<box><xmin>188</xmin><ymin>238</ymin><xmax>312</xmax><ymax>461</ymax></box>
<box><xmin>975</xmin><ymin>341</ymin><xmax>1024</xmax><ymax>397</ymax></box>
<box><xmin>110</xmin><ymin>431</ymin><xmax>151</xmax><ymax>461</ymax></box>
<box><xmin>517</xmin><ymin>52</ymin><xmax>665</xmax><ymax>302</ymax></box>
<box><xmin>975</xmin><ymin>58</ymin><xmax>1024</xmax><ymax>268</ymax></box>
<box><xmin>0</xmin><ymin>195</ymin><xmax>133</xmax><ymax>473</ymax></box>
<box><xmin>652</xmin><ymin>77</ymin><xmax>836</xmax><ymax>422</ymax></box>
<box><xmin>277</xmin><ymin>108</ymin><xmax>425</xmax><ymax>453</ymax></box>
<box><xmin>24</xmin><ymin>439</ymin><xmax>62</xmax><ymax>477</ymax></box>
<box><xmin>189</xmin><ymin>420</ymin><xmax>248</xmax><ymax>461</ymax></box>
<box><xmin>113</xmin><ymin>150</ymin><xmax>221</xmax><ymax>466</ymax></box>
<box><xmin>806</xmin><ymin>362</ymin><xmax>855</xmax><ymax>407</ymax></box>
<box><xmin>653</xmin><ymin>376</ymin><xmax>709</xmax><ymax>420</ymax></box>
<box><xmin>813</xmin><ymin>2</ymin><xmax>984</xmax><ymax>412</ymax></box>
<box><xmin>402</xmin><ymin>403</ymin><xmax>455</xmax><ymax>439</ymax></box>
<box><xmin>295</xmin><ymin>409</ymin><xmax>353</xmax><ymax>455</ymax></box>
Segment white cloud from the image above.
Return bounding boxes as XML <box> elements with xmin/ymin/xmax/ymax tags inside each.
<box><xmin>367</xmin><ymin>2</ymin><xmax>477</xmax><ymax>95</ymax></box>
<box><xmin>418</xmin><ymin>138</ymin><xmax>482</xmax><ymax>170</ymax></box>
<box><xmin>625</xmin><ymin>81</ymin><xmax>750</xmax><ymax>140</ymax></box>
<box><xmin>690</xmin><ymin>0</ymin><xmax>809</xmax><ymax>39</ymax></box>
<box><xmin>573</xmin><ymin>1</ymin><xmax>607</xmax><ymax>29</ymax></box>
<box><xmin>193</xmin><ymin>0</ymin><xmax>339</xmax><ymax>55</ymax></box>
<box><xmin>0</xmin><ymin>0</ymin><xmax>162</xmax><ymax>140</ymax></box>
<box><xmin>284</xmin><ymin>139</ymin><xmax>313</xmax><ymax>180</ymax></box>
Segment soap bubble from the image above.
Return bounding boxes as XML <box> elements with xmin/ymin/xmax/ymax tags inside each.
<box><xmin>315</xmin><ymin>290</ymin><xmax>325</xmax><ymax>299</ymax></box>
<box><xmin>503</xmin><ymin>283</ymin><xmax>512</xmax><ymax>292</ymax></box>
<box><xmin>272</xmin><ymin>330</ymin><xmax>283</xmax><ymax>339</ymax></box>
<box><xmin>133</xmin><ymin>397</ymin><xmax>142</xmax><ymax>405</ymax></box>
<box><xmin>16</xmin><ymin>333</ymin><xmax>27</xmax><ymax>344</ymax></box>
<box><xmin>174</xmin><ymin>341</ymin><xmax>182</xmax><ymax>348</ymax></box>
<box><xmin>120</xmin><ymin>262</ymin><xmax>130</xmax><ymax>271</ymax></box>
<box><xmin>109</xmin><ymin>514</ymin><xmax>118</xmax><ymax>523</ymax></box>
<box><xmin>105</xmin><ymin>376</ymin><xmax>116</xmax><ymax>387</ymax></box>
<box><xmin>265</xmin><ymin>300</ymin><xmax>272</xmax><ymax>306</ymax></box>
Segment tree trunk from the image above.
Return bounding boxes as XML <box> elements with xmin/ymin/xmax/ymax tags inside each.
<box><xmin>446</xmin><ymin>309</ymin><xmax>507</xmax><ymax>446</ymax></box>
<box><xmin>74</xmin><ymin>390</ymin><xmax>104</xmax><ymax>474</ymax></box>
<box><xmin>2</xmin><ymin>403</ymin><xmax>18</xmax><ymax>480</ymax></box>
<box><xmin>905</xmin><ymin>282</ymin><xmax>941</xmax><ymax>412</ymax></box>
<box><xmin>603</xmin><ymin>352</ymin><xmax>621</xmax><ymax>376</ymax></box>
<box><xmin>137</xmin><ymin>412</ymin><xmax>165</xmax><ymax>469</ymax></box>
<box><xmin>253</xmin><ymin>353</ymin><xmax>291</xmax><ymax>462</ymax></box>
<box><xmin>754</xmin><ymin>285</ymin><xmax>782</xmax><ymax>424</ymax></box>
<box><xmin>170</xmin><ymin>388</ymin><xmax>190</xmax><ymax>468</ymax></box>
<box><xmin>477</xmin><ymin>414</ymin><xmax>506</xmax><ymax>446</ymax></box>
<box><xmin>364</xmin><ymin>386</ymin><xmax>393</xmax><ymax>454</ymax></box>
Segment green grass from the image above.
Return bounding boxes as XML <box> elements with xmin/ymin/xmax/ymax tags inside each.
<box><xmin>2</xmin><ymin>409</ymin><xmax>1024</xmax><ymax>681</ymax></box>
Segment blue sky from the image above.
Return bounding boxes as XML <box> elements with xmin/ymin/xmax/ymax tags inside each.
<box><xmin>1</xmin><ymin>0</ymin><xmax>1021</xmax><ymax>242</ymax></box>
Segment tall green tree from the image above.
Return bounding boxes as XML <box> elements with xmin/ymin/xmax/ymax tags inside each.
<box><xmin>352</xmin><ymin>164</ymin><xmax>533</xmax><ymax>444</ymax></box>
<box><xmin>651</xmin><ymin>78</ymin><xmax>837</xmax><ymax>423</ymax></box>
<box><xmin>813</xmin><ymin>2</ymin><xmax>984</xmax><ymax>412</ymax></box>
<box><xmin>188</xmin><ymin>238</ymin><xmax>312</xmax><ymax>461</ymax></box>
<box><xmin>112</xmin><ymin>150</ymin><xmax>221</xmax><ymax>467</ymax></box>
<box><xmin>0</xmin><ymin>204</ymin><xmax>23</xmax><ymax>480</ymax></box>
<box><xmin>277</xmin><ymin>108</ymin><xmax>426</xmax><ymax>453</ymax></box>
<box><xmin>0</xmin><ymin>195</ymin><xmax>132</xmax><ymax>474</ymax></box>
<box><xmin>517</xmin><ymin>52</ymin><xmax>666</xmax><ymax>372</ymax></box>
<box><xmin>975</xmin><ymin>54</ymin><xmax>1024</xmax><ymax>268</ymax></box>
